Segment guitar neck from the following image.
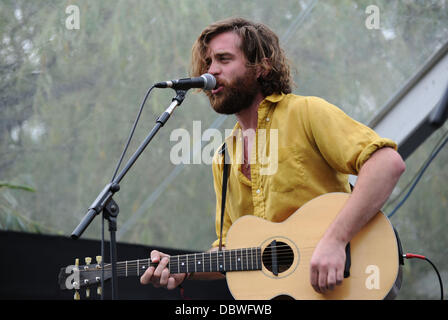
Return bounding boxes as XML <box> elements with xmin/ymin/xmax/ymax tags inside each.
<box><xmin>107</xmin><ymin>247</ymin><xmax>262</xmax><ymax>278</ymax></box>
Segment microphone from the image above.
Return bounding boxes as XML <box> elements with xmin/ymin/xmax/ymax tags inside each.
<box><xmin>154</xmin><ymin>73</ymin><xmax>216</xmax><ymax>90</ymax></box>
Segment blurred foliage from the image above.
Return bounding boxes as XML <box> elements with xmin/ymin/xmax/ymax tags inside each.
<box><xmin>0</xmin><ymin>0</ymin><xmax>447</xmax><ymax>299</ymax></box>
<box><xmin>0</xmin><ymin>181</ymin><xmax>54</xmax><ymax>233</ymax></box>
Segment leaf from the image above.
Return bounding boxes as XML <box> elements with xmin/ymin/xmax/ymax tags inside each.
<box><xmin>0</xmin><ymin>182</ymin><xmax>35</xmax><ymax>193</ymax></box>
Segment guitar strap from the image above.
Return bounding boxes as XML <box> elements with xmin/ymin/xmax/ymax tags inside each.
<box><xmin>218</xmin><ymin>142</ymin><xmax>230</xmax><ymax>252</ymax></box>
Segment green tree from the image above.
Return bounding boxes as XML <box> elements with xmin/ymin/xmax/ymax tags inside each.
<box><xmin>0</xmin><ymin>0</ymin><xmax>447</xmax><ymax>299</ymax></box>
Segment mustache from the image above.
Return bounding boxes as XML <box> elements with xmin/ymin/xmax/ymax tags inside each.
<box><xmin>215</xmin><ymin>78</ymin><xmax>229</xmax><ymax>88</ymax></box>
<box><xmin>205</xmin><ymin>78</ymin><xmax>229</xmax><ymax>99</ymax></box>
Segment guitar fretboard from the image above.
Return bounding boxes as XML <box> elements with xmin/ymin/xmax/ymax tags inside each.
<box><xmin>170</xmin><ymin>247</ymin><xmax>262</xmax><ymax>274</ymax></box>
<box><xmin>109</xmin><ymin>247</ymin><xmax>262</xmax><ymax>277</ymax></box>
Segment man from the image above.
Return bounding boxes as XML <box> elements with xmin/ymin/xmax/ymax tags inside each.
<box><xmin>140</xmin><ymin>17</ymin><xmax>405</xmax><ymax>296</ymax></box>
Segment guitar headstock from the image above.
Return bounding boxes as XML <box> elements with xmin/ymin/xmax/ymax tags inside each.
<box><xmin>58</xmin><ymin>256</ymin><xmax>111</xmax><ymax>300</ymax></box>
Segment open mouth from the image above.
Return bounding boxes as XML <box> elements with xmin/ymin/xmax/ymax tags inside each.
<box><xmin>212</xmin><ymin>85</ymin><xmax>224</xmax><ymax>95</ymax></box>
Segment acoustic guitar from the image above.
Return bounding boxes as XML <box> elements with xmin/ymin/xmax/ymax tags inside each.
<box><xmin>58</xmin><ymin>193</ymin><xmax>400</xmax><ymax>300</ymax></box>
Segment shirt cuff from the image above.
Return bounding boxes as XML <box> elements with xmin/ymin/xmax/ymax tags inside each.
<box><xmin>355</xmin><ymin>138</ymin><xmax>397</xmax><ymax>172</ymax></box>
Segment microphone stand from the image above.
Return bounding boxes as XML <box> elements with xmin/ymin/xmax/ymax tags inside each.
<box><xmin>70</xmin><ymin>89</ymin><xmax>187</xmax><ymax>300</ymax></box>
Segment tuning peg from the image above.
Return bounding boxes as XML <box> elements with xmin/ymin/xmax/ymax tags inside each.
<box><xmin>86</xmin><ymin>288</ymin><xmax>90</xmax><ymax>299</ymax></box>
<box><xmin>97</xmin><ymin>285</ymin><xmax>102</xmax><ymax>296</ymax></box>
<box><xmin>94</xmin><ymin>256</ymin><xmax>103</xmax><ymax>298</ymax></box>
<box><xmin>73</xmin><ymin>258</ymin><xmax>81</xmax><ymax>300</ymax></box>
<box><xmin>85</xmin><ymin>257</ymin><xmax>92</xmax><ymax>265</ymax></box>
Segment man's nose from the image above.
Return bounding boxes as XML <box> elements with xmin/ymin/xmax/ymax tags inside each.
<box><xmin>207</xmin><ymin>61</ymin><xmax>221</xmax><ymax>76</ymax></box>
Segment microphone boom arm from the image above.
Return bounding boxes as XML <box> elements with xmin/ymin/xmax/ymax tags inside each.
<box><xmin>70</xmin><ymin>89</ymin><xmax>187</xmax><ymax>300</ymax></box>
<box><xmin>71</xmin><ymin>89</ymin><xmax>186</xmax><ymax>239</ymax></box>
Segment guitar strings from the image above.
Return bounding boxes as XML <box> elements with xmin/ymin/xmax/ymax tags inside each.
<box><xmin>80</xmin><ymin>248</ymin><xmax>312</xmax><ymax>270</ymax></box>
<box><xmin>78</xmin><ymin>258</ymin><xmax>311</xmax><ymax>278</ymax></box>
<box><xmin>78</xmin><ymin>245</ymin><xmax>315</xmax><ymax>268</ymax></box>
<box><xmin>79</xmin><ymin>257</ymin><xmax>299</xmax><ymax>273</ymax></box>
<box><xmin>77</xmin><ymin>246</ymin><xmax>317</xmax><ymax>275</ymax></box>
<box><xmin>79</xmin><ymin>248</ymin><xmax>305</xmax><ymax>271</ymax></box>
<box><xmin>77</xmin><ymin>244</ymin><xmax>316</xmax><ymax>270</ymax></box>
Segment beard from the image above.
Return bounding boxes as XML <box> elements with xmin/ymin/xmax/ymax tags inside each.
<box><xmin>206</xmin><ymin>68</ymin><xmax>260</xmax><ymax>115</ymax></box>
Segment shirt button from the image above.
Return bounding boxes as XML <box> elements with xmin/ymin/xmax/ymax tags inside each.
<box><xmin>266</xmin><ymin>117</ymin><xmax>270</xmax><ymax>122</ymax></box>
<box><xmin>256</xmin><ymin>189</ymin><xmax>261</xmax><ymax>194</ymax></box>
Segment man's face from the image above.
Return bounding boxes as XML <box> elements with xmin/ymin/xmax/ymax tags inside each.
<box><xmin>205</xmin><ymin>32</ymin><xmax>260</xmax><ymax>114</ymax></box>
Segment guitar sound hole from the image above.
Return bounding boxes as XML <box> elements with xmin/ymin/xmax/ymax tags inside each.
<box><xmin>262</xmin><ymin>241</ymin><xmax>294</xmax><ymax>274</ymax></box>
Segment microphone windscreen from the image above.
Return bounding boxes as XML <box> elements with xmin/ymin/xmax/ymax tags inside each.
<box><xmin>202</xmin><ymin>73</ymin><xmax>217</xmax><ymax>90</ymax></box>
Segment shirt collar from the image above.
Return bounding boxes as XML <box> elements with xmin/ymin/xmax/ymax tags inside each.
<box><xmin>229</xmin><ymin>92</ymin><xmax>285</xmax><ymax>134</ymax></box>
<box><xmin>264</xmin><ymin>93</ymin><xmax>285</xmax><ymax>103</ymax></box>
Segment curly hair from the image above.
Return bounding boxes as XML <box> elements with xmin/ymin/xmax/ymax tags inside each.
<box><xmin>191</xmin><ymin>17</ymin><xmax>294</xmax><ymax>96</ymax></box>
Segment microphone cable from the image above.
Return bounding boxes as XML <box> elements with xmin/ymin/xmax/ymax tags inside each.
<box><xmin>99</xmin><ymin>84</ymin><xmax>155</xmax><ymax>299</ymax></box>
<box><xmin>403</xmin><ymin>253</ymin><xmax>444</xmax><ymax>300</ymax></box>
<box><xmin>387</xmin><ymin>129</ymin><xmax>448</xmax><ymax>218</ymax></box>
<box><xmin>111</xmin><ymin>85</ymin><xmax>156</xmax><ymax>182</ymax></box>
<box><xmin>386</xmin><ymin>131</ymin><xmax>447</xmax><ymax>300</ymax></box>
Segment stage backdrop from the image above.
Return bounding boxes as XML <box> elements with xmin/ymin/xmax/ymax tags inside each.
<box><xmin>0</xmin><ymin>230</ymin><xmax>231</xmax><ymax>300</ymax></box>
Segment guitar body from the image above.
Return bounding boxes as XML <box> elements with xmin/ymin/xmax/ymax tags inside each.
<box><xmin>225</xmin><ymin>193</ymin><xmax>399</xmax><ymax>300</ymax></box>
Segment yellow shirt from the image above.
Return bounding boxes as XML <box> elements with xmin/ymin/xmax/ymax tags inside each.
<box><xmin>211</xmin><ymin>93</ymin><xmax>397</xmax><ymax>248</ymax></box>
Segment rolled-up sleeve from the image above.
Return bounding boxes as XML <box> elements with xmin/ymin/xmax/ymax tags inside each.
<box><xmin>306</xmin><ymin>97</ymin><xmax>397</xmax><ymax>175</ymax></box>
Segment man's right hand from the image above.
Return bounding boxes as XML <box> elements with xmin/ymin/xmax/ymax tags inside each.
<box><xmin>140</xmin><ymin>250</ymin><xmax>188</xmax><ymax>290</ymax></box>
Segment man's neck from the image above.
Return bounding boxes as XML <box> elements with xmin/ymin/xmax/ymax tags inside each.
<box><xmin>235</xmin><ymin>92</ymin><xmax>265</xmax><ymax>132</ymax></box>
